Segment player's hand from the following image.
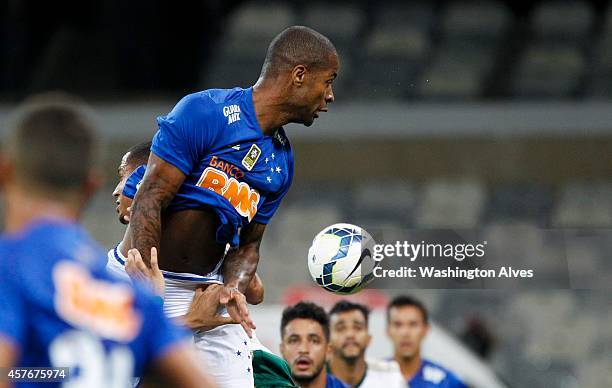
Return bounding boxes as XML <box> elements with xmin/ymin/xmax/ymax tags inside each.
<box><xmin>219</xmin><ymin>286</ymin><xmax>256</xmax><ymax>338</ymax></box>
<box><xmin>182</xmin><ymin>285</ymin><xmax>239</xmax><ymax>331</ymax></box>
<box><xmin>126</xmin><ymin>247</ymin><xmax>165</xmax><ymax>298</ymax></box>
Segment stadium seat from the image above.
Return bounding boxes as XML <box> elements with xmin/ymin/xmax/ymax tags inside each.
<box><xmin>301</xmin><ymin>3</ymin><xmax>365</xmax><ymax>54</ymax></box>
<box><xmin>352</xmin><ymin>180</ymin><xmax>416</xmax><ymax>225</ymax></box>
<box><xmin>440</xmin><ymin>1</ymin><xmax>511</xmax><ymax>43</ymax></box>
<box><xmin>552</xmin><ymin>182</ymin><xmax>612</xmax><ymax>227</ymax></box>
<box><xmin>531</xmin><ymin>0</ymin><xmax>594</xmax><ymax>43</ymax></box>
<box><xmin>349</xmin><ymin>2</ymin><xmax>434</xmax><ymax>100</ymax></box>
<box><xmin>414</xmin><ymin>180</ymin><xmax>486</xmax><ymax>228</ymax></box>
<box><xmin>222</xmin><ymin>2</ymin><xmax>295</xmax><ymax>60</ymax></box>
<box><xmin>418</xmin><ymin>43</ymin><xmax>495</xmax><ymax>99</ymax></box>
<box><xmin>484</xmin><ymin>184</ymin><xmax>554</xmax><ymax>226</ymax></box>
<box><xmin>586</xmin><ymin>11</ymin><xmax>612</xmax><ymax>97</ymax></box>
<box><xmin>511</xmin><ymin>44</ymin><xmax>585</xmax><ymax>97</ymax></box>
<box><xmin>202</xmin><ymin>2</ymin><xmax>295</xmax><ymax>87</ymax></box>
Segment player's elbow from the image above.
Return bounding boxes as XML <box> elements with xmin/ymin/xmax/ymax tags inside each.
<box><xmin>245</xmin><ymin>273</ymin><xmax>264</xmax><ymax>305</ymax></box>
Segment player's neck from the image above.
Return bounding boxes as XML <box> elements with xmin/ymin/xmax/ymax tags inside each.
<box><xmin>117</xmin><ymin>227</ymin><xmax>132</xmax><ymax>257</ymax></box>
<box><xmin>329</xmin><ymin>355</ymin><xmax>367</xmax><ymax>386</ymax></box>
<box><xmin>298</xmin><ymin>368</ymin><xmax>328</xmax><ymax>388</ymax></box>
<box><xmin>252</xmin><ymin>79</ymin><xmax>293</xmax><ymax>135</ymax></box>
<box><xmin>395</xmin><ymin>352</ymin><xmax>422</xmax><ymax>381</ymax></box>
<box><xmin>4</xmin><ymin>186</ymin><xmax>79</xmax><ymax>233</ymax></box>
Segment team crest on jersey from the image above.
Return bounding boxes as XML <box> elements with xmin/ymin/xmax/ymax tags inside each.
<box><xmin>242</xmin><ymin>144</ymin><xmax>261</xmax><ymax>171</ymax></box>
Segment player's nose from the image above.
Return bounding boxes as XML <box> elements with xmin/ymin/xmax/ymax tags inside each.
<box><xmin>326</xmin><ymin>88</ymin><xmax>335</xmax><ymax>103</ymax></box>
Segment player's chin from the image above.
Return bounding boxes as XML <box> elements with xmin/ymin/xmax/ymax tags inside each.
<box><xmin>119</xmin><ymin>215</ymin><xmax>129</xmax><ymax>225</ymax></box>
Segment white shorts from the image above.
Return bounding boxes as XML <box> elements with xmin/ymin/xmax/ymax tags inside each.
<box><xmin>194</xmin><ymin>324</ymin><xmax>254</xmax><ymax>388</ymax></box>
<box><xmin>106</xmin><ymin>246</ymin><xmax>255</xmax><ymax>388</ymax></box>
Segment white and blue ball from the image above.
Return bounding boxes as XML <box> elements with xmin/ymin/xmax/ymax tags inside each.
<box><xmin>307</xmin><ymin>223</ymin><xmax>378</xmax><ymax>295</ymax></box>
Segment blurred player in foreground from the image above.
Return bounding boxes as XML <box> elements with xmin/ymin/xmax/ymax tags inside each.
<box><xmin>110</xmin><ymin>142</ymin><xmax>296</xmax><ymax>386</ymax></box>
<box><xmin>328</xmin><ymin>301</ymin><xmax>405</xmax><ymax>388</ymax></box>
<box><xmin>127</xmin><ymin>25</ymin><xmax>339</xmax><ymax>387</ymax></box>
<box><xmin>0</xmin><ymin>96</ymin><xmax>215</xmax><ymax>388</ymax></box>
<box><xmin>387</xmin><ymin>296</ymin><xmax>467</xmax><ymax>388</ymax></box>
<box><xmin>280</xmin><ymin>302</ymin><xmax>347</xmax><ymax>388</ymax></box>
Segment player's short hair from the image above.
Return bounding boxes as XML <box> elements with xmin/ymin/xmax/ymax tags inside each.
<box><xmin>261</xmin><ymin>26</ymin><xmax>337</xmax><ymax>78</ymax></box>
<box><xmin>387</xmin><ymin>295</ymin><xmax>429</xmax><ymax>324</ymax></box>
<box><xmin>5</xmin><ymin>92</ymin><xmax>98</xmax><ymax>195</ymax></box>
<box><xmin>281</xmin><ymin>301</ymin><xmax>330</xmax><ymax>341</ymax></box>
<box><xmin>125</xmin><ymin>141</ymin><xmax>151</xmax><ymax>168</ymax></box>
<box><xmin>329</xmin><ymin>300</ymin><xmax>370</xmax><ymax>326</ymax></box>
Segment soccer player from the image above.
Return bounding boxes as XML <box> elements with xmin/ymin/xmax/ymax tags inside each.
<box><xmin>387</xmin><ymin>296</ymin><xmax>467</xmax><ymax>388</ymax></box>
<box><xmin>280</xmin><ymin>302</ymin><xmax>347</xmax><ymax>388</ymax></box>
<box><xmin>127</xmin><ymin>26</ymin><xmax>339</xmax><ymax>387</ymax></box>
<box><xmin>107</xmin><ymin>141</ymin><xmax>264</xmax><ymax>316</ymax></box>
<box><xmin>328</xmin><ymin>301</ymin><xmax>406</xmax><ymax>388</ymax></box>
<box><xmin>112</xmin><ymin>143</ymin><xmax>295</xmax><ymax>386</ymax></box>
<box><xmin>0</xmin><ymin>97</ymin><xmax>215</xmax><ymax>387</ymax></box>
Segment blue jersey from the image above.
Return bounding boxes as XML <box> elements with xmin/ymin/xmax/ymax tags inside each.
<box><xmin>0</xmin><ymin>220</ymin><xmax>189</xmax><ymax>387</ymax></box>
<box><xmin>150</xmin><ymin>87</ymin><xmax>294</xmax><ymax>246</ymax></box>
<box><xmin>326</xmin><ymin>373</ymin><xmax>349</xmax><ymax>388</ymax></box>
<box><xmin>409</xmin><ymin>359</ymin><xmax>467</xmax><ymax>388</ymax></box>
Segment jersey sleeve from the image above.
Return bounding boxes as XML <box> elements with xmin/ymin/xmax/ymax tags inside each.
<box><xmin>151</xmin><ymin>92</ymin><xmax>217</xmax><ymax>176</ymax></box>
<box><xmin>252</xmin><ymin>149</ymin><xmax>294</xmax><ymax>224</ymax></box>
<box><xmin>449</xmin><ymin>373</ymin><xmax>468</xmax><ymax>388</ymax></box>
<box><xmin>0</xmin><ymin>250</ymin><xmax>26</xmax><ymax>345</ymax></box>
<box><xmin>122</xmin><ymin>165</ymin><xmax>146</xmax><ymax>199</ymax></box>
<box><xmin>141</xmin><ymin>292</ymin><xmax>191</xmax><ymax>361</ymax></box>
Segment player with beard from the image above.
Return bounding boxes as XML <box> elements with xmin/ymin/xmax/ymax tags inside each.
<box><xmin>280</xmin><ymin>302</ymin><xmax>347</xmax><ymax>388</ymax></box>
<box><xmin>387</xmin><ymin>296</ymin><xmax>467</xmax><ymax>388</ymax></box>
<box><xmin>328</xmin><ymin>301</ymin><xmax>405</xmax><ymax>388</ymax></box>
<box><xmin>127</xmin><ymin>26</ymin><xmax>339</xmax><ymax>387</ymax></box>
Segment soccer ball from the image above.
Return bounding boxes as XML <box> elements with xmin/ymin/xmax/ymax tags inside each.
<box><xmin>307</xmin><ymin>223</ymin><xmax>378</xmax><ymax>295</ymax></box>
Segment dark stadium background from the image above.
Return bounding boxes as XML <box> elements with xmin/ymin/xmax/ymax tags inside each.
<box><xmin>0</xmin><ymin>0</ymin><xmax>610</xmax><ymax>387</ymax></box>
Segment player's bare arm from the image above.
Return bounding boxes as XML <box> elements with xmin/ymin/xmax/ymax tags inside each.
<box><xmin>245</xmin><ymin>273</ymin><xmax>264</xmax><ymax>305</ymax></box>
<box><xmin>223</xmin><ymin>222</ymin><xmax>266</xmax><ymax>293</ymax></box>
<box><xmin>218</xmin><ymin>222</ymin><xmax>265</xmax><ymax>336</ymax></box>
<box><xmin>129</xmin><ymin>153</ymin><xmax>185</xmax><ymax>267</ymax></box>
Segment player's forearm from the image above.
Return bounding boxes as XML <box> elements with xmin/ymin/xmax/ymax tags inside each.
<box><xmin>129</xmin><ymin>186</ymin><xmax>165</xmax><ymax>267</ymax></box>
<box><xmin>245</xmin><ymin>273</ymin><xmax>264</xmax><ymax>305</ymax></box>
<box><xmin>222</xmin><ymin>246</ymin><xmax>259</xmax><ymax>293</ymax></box>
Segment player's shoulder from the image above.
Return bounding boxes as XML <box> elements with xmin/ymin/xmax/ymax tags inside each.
<box><xmin>200</xmin><ymin>87</ymin><xmax>247</xmax><ymax>105</ymax></box>
<box><xmin>12</xmin><ymin>220</ymin><xmax>106</xmax><ymax>269</ymax></box>
<box><xmin>168</xmin><ymin>87</ymin><xmax>247</xmax><ymax>121</ymax></box>
<box><xmin>421</xmin><ymin>359</ymin><xmax>466</xmax><ymax>387</ymax></box>
<box><xmin>366</xmin><ymin>357</ymin><xmax>402</xmax><ymax>373</ymax></box>
<box><xmin>327</xmin><ymin>373</ymin><xmax>350</xmax><ymax>388</ymax></box>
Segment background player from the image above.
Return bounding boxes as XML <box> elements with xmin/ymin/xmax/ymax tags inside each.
<box><xmin>279</xmin><ymin>302</ymin><xmax>347</xmax><ymax>388</ymax></box>
<box><xmin>0</xmin><ymin>96</ymin><xmax>215</xmax><ymax>388</ymax></box>
<box><xmin>387</xmin><ymin>296</ymin><xmax>467</xmax><ymax>388</ymax></box>
<box><xmin>328</xmin><ymin>301</ymin><xmax>405</xmax><ymax>388</ymax></box>
<box><xmin>127</xmin><ymin>25</ymin><xmax>338</xmax><ymax>387</ymax></box>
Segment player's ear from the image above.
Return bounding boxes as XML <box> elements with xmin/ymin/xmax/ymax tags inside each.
<box><xmin>279</xmin><ymin>342</ymin><xmax>285</xmax><ymax>356</ymax></box>
<box><xmin>0</xmin><ymin>154</ymin><xmax>12</xmax><ymax>190</ymax></box>
<box><xmin>292</xmin><ymin>65</ymin><xmax>306</xmax><ymax>86</ymax></box>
